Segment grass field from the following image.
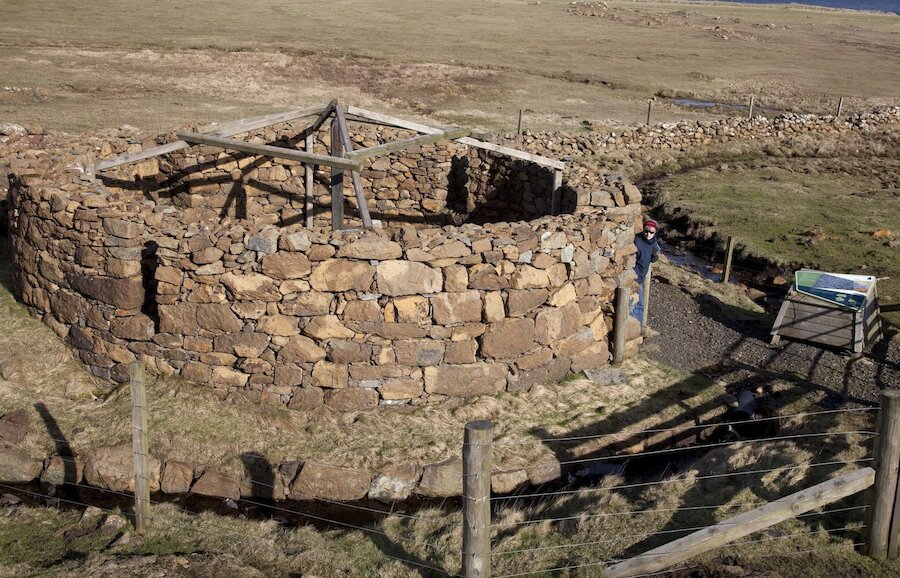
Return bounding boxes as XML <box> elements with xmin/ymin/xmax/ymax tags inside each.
<box><xmin>1</xmin><ymin>1</ymin><xmax>898</xmax><ymax>133</ymax></box>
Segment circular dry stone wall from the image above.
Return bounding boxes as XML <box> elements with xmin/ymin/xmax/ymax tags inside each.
<box><xmin>7</xmin><ymin>119</ymin><xmax>646</xmax><ymax>411</ymax></box>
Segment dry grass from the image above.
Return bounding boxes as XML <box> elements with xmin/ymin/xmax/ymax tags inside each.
<box><xmin>0</xmin><ymin>1</ymin><xmax>898</xmax><ymax>133</ymax></box>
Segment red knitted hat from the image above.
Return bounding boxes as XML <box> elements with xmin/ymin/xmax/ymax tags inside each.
<box><xmin>643</xmin><ymin>219</ymin><xmax>658</xmax><ymax>231</ymax></box>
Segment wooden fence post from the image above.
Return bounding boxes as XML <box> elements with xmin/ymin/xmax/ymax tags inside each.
<box><xmin>517</xmin><ymin>109</ymin><xmax>524</xmax><ymax>135</ymax></box>
<box><xmin>722</xmin><ymin>236</ymin><xmax>735</xmax><ymax>284</ymax></box>
<box><xmin>550</xmin><ymin>169</ymin><xmax>563</xmax><ymax>216</ymax></box>
<box><xmin>305</xmin><ymin>133</ymin><xmax>314</xmax><ymax>228</ymax></box>
<box><xmin>836</xmin><ymin>97</ymin><xmax>844</xmax><ymax>118</ymax></box>
<box><xmin>463</xmin><ymin>420</ymin><xmax>493</xmax><ymax>578</ymax></box>
<box><xmin>613</xmin><ymin>285</ymin><xmax>630</xmax><ymax>364</ymax></box>
<box><xmin>646</xmin><ymin>100</ymin><xmax>653</xmax><ymax>125</ymax></box>
<box><xmin>641</xmin><ymin>264</ymin><xmax>652</xmax><ymax>334</ymax></box>
<box><xmin>747</xmin><ymin>96</ymin><xmax>755</xmax><ymax>119</ymax></box>
<box><xmin>130</xmin><ymin>361</ymin><xmax>151</xmax><ymax>534</ymax></box>
<box><xmin>866</xmin><ymin>390</ymin><xmax>900</xmax><ymax>559</ymax></box>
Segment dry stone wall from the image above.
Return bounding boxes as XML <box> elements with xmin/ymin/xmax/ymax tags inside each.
<box><xmin>7</xmin><ymin>119</ymin><xmax>645</xmax><ymax>411</ymax></box>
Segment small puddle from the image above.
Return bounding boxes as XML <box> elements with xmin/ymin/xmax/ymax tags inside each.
<box><xmin>659</xmin><ymin>240</ymin><xmax>722</xmax><ymax>282</ymax></box>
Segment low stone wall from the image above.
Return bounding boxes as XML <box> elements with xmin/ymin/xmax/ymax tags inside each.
<box><xmin>7</xmin><ymin>118</ymin><xmax>645</xmax><ymax>410</ymax></box>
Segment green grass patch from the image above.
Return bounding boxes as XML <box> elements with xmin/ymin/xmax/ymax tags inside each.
<box><xmin>662</xmin><ymin>162</ymin><xmax>900</xmax><ymax>325</ymax></box>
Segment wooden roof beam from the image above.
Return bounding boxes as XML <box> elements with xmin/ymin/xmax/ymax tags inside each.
<box><xmin>94</xmin><ymin>102</ymin><xmax>327</xmax><ymax>172</ymax></box>
<box><xmin>176</xmin><ymin>131</ymin><xmax>361</xmax><ymax>172</ymax></box>
<box><xmin>346</xmin><ymin>105</ymin><xmax>566</xmax><ymax>170</ymax></box>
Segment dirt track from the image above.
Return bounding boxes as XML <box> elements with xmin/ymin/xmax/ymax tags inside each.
<box><xmin>644</xmin><ymin>279</ymin><xmax>900</xmax><ymax>406</ymax></box>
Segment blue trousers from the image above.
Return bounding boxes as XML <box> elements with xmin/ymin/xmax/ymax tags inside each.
<box><xmin>631</xmin><ymin>283</ymin><xmax>645</xmax><ymax>326</ymax></box>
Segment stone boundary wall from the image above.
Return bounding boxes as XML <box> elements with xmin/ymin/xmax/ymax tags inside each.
<box><xmin>7</xmin><ymin>121</ymin><xmax>645</xmax><ymax>411</ymax></box>
<box><xmin>501</xmin><ymin>107</ymin><xmax>900</xmax><ymax>159</ymax></box>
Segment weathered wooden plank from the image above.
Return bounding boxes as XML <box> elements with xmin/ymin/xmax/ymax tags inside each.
<box><xmin>330</xmin><ymin>120</ymin><xmax>344</xmax><ymax>231</ymax></box>
<box><xmin>176</xmin><ymin>132</ymin><xmax>361</xmax><ymax>172</ymax></box>
<box><xmin>787</xmin><ymin>301</ymin><xmax>855</xmax><ymax>321</ymax></box>
<box><xmin>605</xmin><ymin>467</ymin><xmax>875</xmax><ymax>578</ymax></box>
<box><xmin>777</xmin><ymin>326</ymin><xmax>853</xmax><ymax>349</ymax></box>
<box><xmin>95</xmin><ymin>103</ymin><xmax>326</xmax><ymax>171</ymax></box>
<box><xmin>551</xmin><ymin>168</ymin><xmax>563</xmax><ymax>216</ymax></box>
<box><xmin>784</xmin><ymin>308</ymin><xmax>855</xmax><ymax>330</ymax></box>
<box><xmin>334</xmin><ymin>106</ymin><xmax>372</xmax><ymax>229</ymax></box>
<box><xmin>346</xmin><ymin>128</ymin><xmax>471</xmax><ymax>161</ymax></box>
<box><xmin>346</xmin><ymin>105</ymin><xmax>566</xmax><ymax>170</ymax></box>
<box><xmin>304</xmin><ymin>133</ymin><xmax>314</xmax><ymax>228</ymax></box>
<box><xmin>302</xmin><ymin>99</ymin><xmax>338</xmax><ymax>138</ymax></box>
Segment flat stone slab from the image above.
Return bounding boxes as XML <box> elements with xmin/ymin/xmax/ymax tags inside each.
<box><xmin>583</xmin><ymin>367</ymin><xmax>628</xmax><ymax>386</ymax></box>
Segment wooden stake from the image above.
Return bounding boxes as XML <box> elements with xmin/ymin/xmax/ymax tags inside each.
<box><xmin>747</xmin><ymin>96</ymin><xmax>755</xmax><ymax>119</ymax></box>
<box><xmin>646</xmin><ymin>100</ymin><xmax>653</xmax><ymax>125</ymax></box>
<box><xmin>305</xmin><ymin>133</ymin><xmax>314</xmax><ymax>228</ymax></box>
<box><xmin>641</xmin><ymin>263</ymin><xmax>652</xmax><ymax>333</ymax></box>
<box><xmin>723</xmin><ymin>236</ymin><xmax>735</xmax><ymax>284</ymax></box>
<box><xmin>330</xmin><ymin>119</ymin><xmax>344</xmax><ymax>231</ymax></box>
<box><xmin>837</xmin><ymin>97</ymin><xmax>845</xmax><ymax>118</ymax></box>
<box><xmin>866</xmin><ymin>390</ymin><xmax>900</xmax><ymax>558</ymax></box>
<box><xmin>130</xmin><ymin>361</ymin><xmax>151</xmax><ymax>534</ymax></box>
<box><xmin>462</xmin><ymin>420</ymin><xmax>492</xmax><ymax>578</ymax></box>
<box><xmin>551</xmin><ymin>169</ymin><xmax>563</xmax><ymax>216</ymax></box>
<box><xmin>334</xmin><ymin>105</ymin><xmax>373</xmax><ymax>229</ymax></box>
<box><xmin>517</xmin><ymin>109</ymin><xmax>524</xmax><ymax>135</ymax></box>
<box><xmin>613</xmin><ymin>285</ymin><xmax>630</xmax><ymax>364</ymax></box>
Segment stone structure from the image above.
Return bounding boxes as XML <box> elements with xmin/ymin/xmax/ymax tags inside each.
<box><xmin>6</xmin><ymin>116</ymin><xmax>644</xmax><ymax>410</ymax></box>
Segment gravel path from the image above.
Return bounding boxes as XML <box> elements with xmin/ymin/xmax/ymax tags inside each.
<box><xmin>642</xmin><ymin>280</ymin><xmax>899</xmax><ymax>407</ymax></box>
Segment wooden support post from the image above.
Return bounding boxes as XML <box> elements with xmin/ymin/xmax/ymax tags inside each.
<box><xmin>837</xmin><ymin>96</ymin><xmax>845</xmax><ymax>118</ymax></box>
<box><xmin>551</xmin><ymin>169</ymin><xmax>563</xmax><ymax>216</ymax></box>
<box><xmin>866</xmin><ymin>390</ymin><xmax>900</xmax><ymax>559</ymax></box>
<box><xmin>517</xmin><ymin>109</ymin><xmax>524</xmax><ymax>135</ymax></box>
<box><xmin>747</xmin><ymin>95</ymin><xmax>755</xmax><ymax>119</ymax></box>
<box><xmin>334</xmin><ymin>105</ymin><xmax>373</xmax><ymax>229</ymax></box>
<box><xmin>462</xmin><ymin>420</ymin><xmax>493</xmax><ymax>578</ymax></box>
<box><xmin>722</xmin><ymin>236</ymin><xmax>735</xmax><ymax>284</ymax></box>
<box><xmin>130</xmin><ymin>361</ymin><xmax>151</xmax><ymax>534</ymax></box>
<box><xmin>305</xmin><ymin>133</ymin><xmax>314</xmax><ymax>228</ymax></box>
<box><xmin>641</xmin><ymin>263</ymin><xmax>652</xmax><ymax>333</ymax></box>
<box><xmin>613</xmin><ymin>285</ymin><xmax>630</xmax><ymax>364</ymax></box>
<box><xmin>330</xmin><ymin>119</ymin><xmax>344</xmax><ymax>231</ymax></box>
<box><xmin>646</xmin><ymin>99</ymin><xmax>653</xmax><ymax>125</ymax></box>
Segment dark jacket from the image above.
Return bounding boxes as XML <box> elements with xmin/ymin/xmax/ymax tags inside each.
<box><xmin>634</xmin><ymin>233</ymin><xmax>660</xmax><ymax>284</ymax></box>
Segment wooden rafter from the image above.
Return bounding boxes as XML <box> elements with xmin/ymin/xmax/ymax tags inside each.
<box><xmin>93</xmin><ymin>103</ymin><xmax>327</xmax><ymax>172</ymax></box>
<box><xmin>346</xmin><ymin>105</ymin><xmax>566</xmax><ymax>170</ymax></box>
<box><xmin>176</xmin><ymin>131</ymin><xmax>361</xmax><ymax>172</ymax></box>
<box><xmin>346</xmin><ymin>128</ymin><xmax>472</xmax><ymax>161</ymax></box>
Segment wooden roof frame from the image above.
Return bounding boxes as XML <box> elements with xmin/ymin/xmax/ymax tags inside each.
<box><xmin>90</xmin><ymin>101</ymin><xmax>566</xmax><ymax>229</ymax></box>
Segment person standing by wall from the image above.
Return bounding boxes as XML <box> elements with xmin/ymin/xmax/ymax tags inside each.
<box><xmin>632</xmin><ymin>219</ymin><xmax>661</xmax><ymax>326</ymax></box>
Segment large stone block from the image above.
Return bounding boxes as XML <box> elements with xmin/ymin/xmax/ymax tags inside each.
<box><xmin>280</xmin><ymin>292</ymin><xmax>333</xmax><ymax>316</ymax></box>
<box><xmin>71</xmin><ymin>274</ymin><xmax>144</xmax><ymax>309</ymax></box>
<box><xmin>84</xmin><ymin>446</ymin><xmax>161</xmax><ymax>492</ymax></box>
<box><xmin>369</xmin><ymin>464</ymin><xmax>422</xmax><ymax>503</ymax></box>
<box><xmin>41</xmin><ymin>455</ymin><xmax>84</xmax><ymax>487</ymax></box>
<box><xmin>337</xmin><ymin>235</ymin><xmax>403</xmax><ymax>260</ymax></box>
<box><xmin>506</xmin><ymin>289</ymin><xmax>548</xmax><ymax>316</ymax></box>
<box><xmin>196</xmin><ymin>304</ymin><xmax>244</xmax><ymax>334</ymax></box>
<box><xmin>0</xmin><ymin>446</ymin><xmax>41</xmax><ymax>483</ymax></box>
<box><xmin>288</xmin><ymin>387</ymin><xmax>324</xmax><ymax>410</ymax></box>
<box><xmin>0</xmin><ymin>409</ymin><xmax>29</xmax><ymax>444</ymax></box>
<box><xmin>279</xmin><ymin>335</ymin><xmax>326</xmax><ymax>363</ymax></box>
<box><xmin>289</xmin><ymin>462</ymin><xmax>371</xmax><ymax>501</ymax></box>
<box><xmin>510</xmin><ymin>265</ymin><xmax>550</xmax><ymax>290</ymax></box>
<box><xmin>432</xmin><ymin>291</ymin><xmax>482</xmax><ymax>325</ymax></box>
<box><xmin>221</xmin><ymin>272</ymin><xmax>281</xmax><ymax>301</ymax></box>
<box><xmin>380</xmin><ymin>378</ymin><xmax>424</xmax><ymax>400</ymax></box>
<box><xmin>310</xmin><ymin>362</ymin><xmax>349</xmax><ymax>389</ymax></box>
<box><xmin>261</xmin><ymin>252</ymin><xmax>312</xmax><ymax>280</ymax></box>
<box><xmin>424</xmin><ymin>364</ymin><xmax>507</xmax><ymax>397</ymax></box>
<box><xmin>417</xmin><ymin>458</ymin><xmax>462</xmax><ymax>497</ymax></box>
<box><xmin>535</xmin><ymin>302</ymin><xmax>580</xmax><ymax>344</ymax></box>
<box><xmin>215</xmin><ymin>332</ymin><xmax>271</xmax><ymax>358</ymax></box>
<box><xmin>309</xmin><ymin>259</ymin><xmax>375</xmax><ymax>292</ymax></box>
<box><xmin>257</xmin><ymin>314</ymin><xmax>301</xmax><ymax>336</ymax></box>
<box><xmin>191</xmin><ymin>470</ymin><xmax>241</xmax><ymax>500</ymax></box>
<box><xmin>482</xmin><ymin>318</ymin><xmax>535</xmax><ymax>359</ymax></box>
<box><xmin>394</xmin><ymin>339</ymin><xmax>445</xmax><ymax>366</ymax></box>
<box><xmin>303</xmin><ymin>315</ymin><xmax>354</xmax><ymax>340</ymax></box>
<box><xmin>158</xmin><ymin>303</ymin><xmax>198</xmax><ymax>335</ymax></box>
<box><xmin>161</xmin><ymin>460</ymin><xmax>194</xmax><ymax>494</ymax></box>
<box><xmin>110</xmin><ymin>314</ymin><xmax>155</xmax><ymax>341</ymax></box>
<box><xmin>324</xmin><ymin>388</ymin><xmax>379</xmax><ymax>411</ymax></box>
<box><xmin>328</xmin><ymin>340</ymin><xmax>373</xmax><ymax>364</ymax></box>
<box><xmin>468</xmin><ymin>263</ymin><xmax>508</xmax><ymax>290</ymax></box>
<box><xmin>376</xmin><ymin>261</ymin><xmax>442</xmax><ymax>296</ymax></box>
